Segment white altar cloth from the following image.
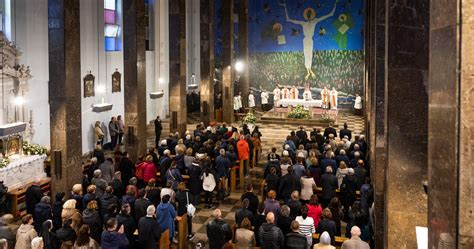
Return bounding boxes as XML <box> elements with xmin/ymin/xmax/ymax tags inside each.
<box><xmin>0</xmin><ymin>154</ymin><xmax>47</xmax><ymax>189</ymax></box>
<box><xmin>278</xmin><ymin>99</ymin><xmax>323</xmax><ymax>108</ymax></box>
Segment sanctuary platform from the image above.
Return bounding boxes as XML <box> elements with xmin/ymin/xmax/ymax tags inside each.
<box><xmin>260</xmin><ymin>107</ymin><xmax>339</xmax><ymax>126</ymax></box>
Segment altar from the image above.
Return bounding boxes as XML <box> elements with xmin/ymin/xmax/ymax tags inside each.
<box><xmin>278</xmin><ymin>99</ymin><xmax>323</xmax><ymax>108</ymax></box>
<box><xmin>0</xmin><ymin>154</ymin><xmax>47</xmax><ymax>189</ymax></box>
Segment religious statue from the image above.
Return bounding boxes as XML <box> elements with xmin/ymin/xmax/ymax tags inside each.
<box><xmin>354</xmin><ymin>93</ymin><xmax>362</xmax><ymax>115</ymax></box>
<box><xmin>282</xmin><ymin>86</ymin><xmax>290</xmax><ymax>99</ymax></box>
<box><xmin>273</xmin><ymin>87</ymin><xmax>281</xmax><ymax>107</ymax></box>
<box><xmin>321</xmin><ymin>86</ymin><xmax>329</xmax><ymax>108</ymax></box>
<box><xmin>290</xmin><ymin>86</ymin><xmax>298</xmax><ymax>99</ymax></box>
<box><xmin>261</xmin><ymin>90</ymin><xmax>269</xmax><ymax>111</ymax></box>
<box><xmin>248</xmin><ymin>91</ymin><xmax>256</xmax><ymax>108</ymax></box>
<box><xmin>279</xmin><ymin>0</ymin><xmax>338</xmax><ymax>80</ymax></box>
<box><xmin>234</xmin><ymin>92</ymin><xmax>242</xmax><ymax>112</ymax></box>
<box><xmin>303</xmin><ymin>86</ymin><xmax>312</xmax><ymax>101</ymax></box>
<box><xmin>330</xmin><ymin>87</ymin><xmax>338</xmax><ymax>109</ymax></box>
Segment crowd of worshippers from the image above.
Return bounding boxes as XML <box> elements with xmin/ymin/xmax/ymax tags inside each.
<box><xmin>206</xmin><ymin>123</ymin><xmax>373</xmax><ymax>249</ymax></box>
<box><xmin>0</xmin><ymin>122</ymin><xmax>262</xmax><ymax>249</ymax></box>
<box><xmin>0</xmin><ymin>121</ymin><xmax>373</xmax><ymax>249</ymax></box>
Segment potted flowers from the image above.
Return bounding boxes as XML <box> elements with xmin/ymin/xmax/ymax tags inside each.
<box><xmin>288</xmin><ymin>105</ymin><xmax>311</xmax><ymax>119</ymax></box>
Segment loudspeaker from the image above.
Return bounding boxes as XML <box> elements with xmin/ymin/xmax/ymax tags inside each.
<box><xmin>52</xmin><ymin>150</ymin><xmax>62</xmax><ymax>179</ymax></box>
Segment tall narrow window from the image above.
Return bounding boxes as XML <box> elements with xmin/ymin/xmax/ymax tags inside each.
<box><xmin>104</xmin><ymin>0</ymin><xmax>121</xmax><ymax>51</ymax></box>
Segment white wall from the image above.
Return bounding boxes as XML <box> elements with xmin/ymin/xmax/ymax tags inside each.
<box><xmin>13</xmin><ymin>0</ymin><xmax>50</xmax><ymax>147</ymax></box>
<box><xmin>80</xmin><ymin>0</ymin><xmax>124</xmax><ymax>154</ymax></box>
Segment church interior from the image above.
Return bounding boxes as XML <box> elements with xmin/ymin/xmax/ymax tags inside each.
<box><xmin>0</xmin><ymin>0</ymin><xmax>471</xmax><ymax>248</ymax></box>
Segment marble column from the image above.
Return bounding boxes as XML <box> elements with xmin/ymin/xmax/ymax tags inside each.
<box><xmin>200</xmin><ymin>0</ymin><xmax>214</xmax><ymax>125</ymax></box>
<box><xmin>123</xmin><ymin>0</ymin><xmax>147</xmax><ymax>160</ymax></box>
<box><xmin>169</xmin><ymin>0</ymin><xmax>187</xmax><ymax>135</ymax></box>
<box><xmin>48</xmin><ymin>0</ymin><xmax>83</xmax><ymax>195</ymax></box>
<box><xmin>384</xmin><ymin>0</ymin><xmax>429</xmax><ymax>247</ymax></box>
<box><xmin>238</xmin><ymin>0</ymin><xmax>249</xmax><ymax>108</ymax></box>
<box><xmin>429</xmin><ymin>1</ymin><xmax>474</xmax><ymax>248</ymax></box>
<box><xmin>221</xmin><ymin>0</ymin><xmax>234</xmax><ymax>124</ymax></box>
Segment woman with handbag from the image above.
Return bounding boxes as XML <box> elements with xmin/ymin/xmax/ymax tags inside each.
<box><xmin>175</xmin><ymin>182</ymin><xmax>195</xmax><ymax>240</ymax></box>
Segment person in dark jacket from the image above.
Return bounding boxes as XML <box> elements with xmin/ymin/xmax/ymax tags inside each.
<box><xmin>116</xmin><ymin>204</ymin><xmax>136</xmax><ymax>249</ymax></box>
<box><xmin>145</xmin><ymin>180</ymin><xmax>161</xmax><ymax>206</ymax></box>
<box><xmin>134</xmin><ymin>189</ymin><xmax>152</xmax><ymax>223</ymax></box>
<box><xmin>285</xmin><ymin>220</ymin><xmax>307</xmax><ymax>249</ymax></box>
<box><xmin>316</xmin><ymin>208</ymin><xmax>337</xmax><ymax>246</ymax></box>
<box><xmin>240</xmin><ymin>183</ymin><xmax>259</xmax><ymax>215</ymax></box>
<box><xmin>119</xmin><ymin>152</ymin><xmax>135</xmax><ymax>186</ymax></box>
<box><xmin>101</xmin><ymin>217</ymin><xmax>129</xmax><ymax>249</ymax></box>
<box><xmin>34</xmin><ymin>196</ymin><xmax>52</xmax><ymax>233</ymax></box>
<box><xmin>341</xmin><ymin>168</ymin><xmax>357</xmax><ymax>216</ymax></box>
<box><xmin>354</xmin><ymin>160</ymin><xmax>368</xmax><ymax>190</ymax></box>
<box><xmin>82</xmin><ymin>200</ymin><xmax>102</xmax><ymax>243</ymax></box>
<box><xmin>70</xmin><ymin>184</ymin><xmax>84</xmax><ymax>211</ymax></box>
<box><xmin>265</xmin><ymin>166</ymin><xmax>280</xmax><ymax>194</ymax></box>
<box><xmin>258</xmin><ymin>212</ymin><xmax>285</xmax><ymax>249</ymax></box>
<box><xmin>339</xmin><ymin>123</ymin><xmax>352</xmax><ymax>141</ymax></box>
<box><xmin>40</xmin><ymin>220</ymin><xmax>58</xmax><ymax>249</ymax></box>
<box><xmin>99</xmin><ymin>186</ymin><xmax>119</xmax><ymax>219</ymax></box>
<box><xmin>110</xmin><ymin>172</ymin><xmax>125</xmax><ymax>199</ymax></box>
<box><xmin>187</xmin><ymin>160</ymin><xmax>203</xmax><ymax>205</ymax></box>
<box><xmin>0</xmin><ymin>215</ymin><xmax>15</xmax><ymax>249</ymax></box>
<box><xmin>253</xmin><ymin>204</ymin><xmax>266</xmax><ymax>247</ymax></box>
<box><xmin>175</xmin><ymin>182</ymin><xmax>194</xmax><ymax>239</ymax></box>
<box><xmin>206</xmin><ymin>209</ymin><xmax>232</xmax><ymax>249</ymax></box>
<box><xmin>276</xmin><ymin>205</ymin><xmax>293</xmax><ymax>236</ymax></box>
<box><xmin>320</xmin><ymin>166</ymin><xmax>338</xmax><ymax>208</ymax></box>
<box><xmin>158</xmin><ymin>150</ymin><xmax>173</xmax><ymax>187</ymax></box>
<box><xmin>278</xmin><ymin>166</ymin><xmax>301</xmax><ymax>202</ymax></box>
<box><xmin>235</xmin><ymin>199</ymin><xmax>253</xmax><ymax>226</ymax></box>
<box><xmin>55</xmin><ymin>219</ymin><xmax>76</xmax><ymax>246</ymax></box>
<box><xmin>51</xmin><ymin>192</ymin><xmax>65</xmax><ymax>232</ymax></box>
<box><xmin>323</xmin><ymin>123</ymin><xmax>337</xmax><ymax>139</ymax></box>
<box><xmin>287</xmin><ymin>191</ymin><xmax>302</xmax><ymax>219</ymax></box>
<box><xmin>25</xmin><ymin>182</ymin><xmax>43</xmax><ymax>216</ymax></box>
<box><xmin>82</xmin><ymin>185</ymin><xmax>98</xmax><ymax>209</ymax></box>
<box><xmin>138</xmin><ymin>205</ymin><xmax>161</xmax><ymax>249</ymax></box>
<box><xmin>154</xmin><ymin>116</ymin><xmax>163</xmax><ymax>148</ymax></box>
<box><xmin>103</xmin><ymin>204</ymin><xmax>119</xmax><ymax>227</ymax></box>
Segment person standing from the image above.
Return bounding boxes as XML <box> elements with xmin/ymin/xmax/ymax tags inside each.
<box><xmin>116</xmin><ymin>115</ymin><xmax>125</xmax><ymax>145</ymax></box>
<box><xmin>94</xmin><ymin>121</ymin><xmax>105</xmax><ymax>147</ymax></box>
<box><xmin>261</xmin><ymin>90</ymin><xmax>269</xmax><ymax>111</ymax></box>
<box><xmin>354</xmin><ymin>94</ymin><xmax>362</xmax><ymax>116</ymax></box>
<box><xmin>258</xmin><ymin>212</ymin><xmax>285</xmax><ymax>249</ymax></box>
<box><xmin>138</xmin><ymin>205</ymin><xmax>161</xmax><ymax>249</ymax></box>
<box><xmin>15</xmin><ymin>214</ymin><xmax>37</xmax><ymax>249</ymax></box>
<box><xmin>156</xmin><ymin>195</ymin><xmax>176</xmax><ymax>243</ymax></box>
<box><xmin>101</xmin><ymin>218</ymin><xmax>129</xmax><ymax>249</ymax></box>
<box><xmin>154</xmin><ymin>116</ymin><xmax>162</xmax><ymax>149</ymax></box>
<box><xmin>206</xmin><ymin>209</ymin><xmax>232</xmax><ymax>249</ymax></box>
<box><xmin>108</xmin><ymin>117</ymin><xmax>119</xmax><ymax>150</ymax></box>
<box><xmin>25</xmin><ymin>182</ymin><xmax>43</xmax><ymax>216</ymax></box>
<box><xmin>341</xmin><ymin>226</ymin><xmax>370</xmax><ymax>249</ymax></box>
<box><xmin>248</xmin><ymin>91</ymin><xmax>256</xmax><ymax>109</ymax></box>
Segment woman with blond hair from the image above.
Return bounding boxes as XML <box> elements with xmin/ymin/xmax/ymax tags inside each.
<box><xmin>336</xmin><ymin>161</ymin><xmax>349</xmax><ymax>187</ymax></box>
<box><xmin>234</xmin><ymin>217</ymin><xmax>256</xmax><ymax>248</ymax></box>
<box><xmin>61</xmin><ymin>200</ymin><xmax>82</xmax><ymax>232</ymax></box>
<box><xmin>70</xmin><ymin>184</ymin><xmax>83</xmax><ymax>211</ymax></box>
<box><xmin>94</xmin><ymin>121</ymin><xmax>104</xmax><ymax>146</ymax></box>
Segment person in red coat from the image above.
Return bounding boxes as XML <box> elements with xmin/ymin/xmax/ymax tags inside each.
<box><xmin>140</xmin><ymin>155</ymin><xmax>157</xmax><ymax>184</ymax></box>
<box><xmin>237</xmin><ymin>135</ymin><xmax>250</xmax><ymax>177</ymax></box>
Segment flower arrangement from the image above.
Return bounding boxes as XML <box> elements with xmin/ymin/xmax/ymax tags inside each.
<box><xmin>288</xmin><ymin>105</ymin><xmax>311</xmax><ymax>119</ymax></box>
<box><xmin>22</xmin><ymin>141</ymin><xmax>48</xmax><ymax>156</ymax></box>
<box><xmin>242</xmin><ymin>112</ymin><xmax>257</xmax><ymax>124</ymax></box>
<box><xmin>0</xmin><ymin>158</ymin><xmax>9</xmax><ymax>168</ymax></box>
<box><xmin>320</xmin><ymin>113</ymin><xmax>335</xmax><ymax>123</ymax></box>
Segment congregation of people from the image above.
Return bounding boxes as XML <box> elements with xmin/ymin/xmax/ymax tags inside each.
<box><xmin>0</xmin><ymin>114</ymin><xmax>372</xmax><ymax>249</ymax></box>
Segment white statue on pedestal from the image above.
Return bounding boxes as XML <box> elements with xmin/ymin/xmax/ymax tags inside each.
<box><xmin>248</xmin><ymin>91</ymin><xmax>255</xmax><ymax>108</ymax></box>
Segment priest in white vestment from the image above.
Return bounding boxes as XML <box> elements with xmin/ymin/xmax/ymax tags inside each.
<box><xmin>303</xmin><ymin>87</ymin><xmax>312</xmax><ymax>101</ymax></box>
<box><xmin>321</xmin><ymin>86</ymin><xmax>329</xmax><ymax>108</ymax></box>
<box><xmin>273</xmin><ymin>87</ymin><xmax>281</xmax><ymax>107</ymax></box>
<box><xmin>234</xmin><ymin>92</ymin><xmax>242</xmax><ymax>112</ymax></box>
<box><xmin>261</xmin><ymin>90</ymin><xmax>269</xmax><ymax>111</ymax></box>
<box><xmin>282</xmin><ymin>86</ymin><xmax>290</xmax><ymax>99</ymax></box>
<box><xmin>330</xmin><ymin>87</ymin><xmax>338</xmax><ymax>109</ymax></box>
<box><xmin>290</xmin><ymin>86</ymin><xmax>298</xmax><ymax>99</ymax></box>
<box><xmin>248</xmin><ymin>91</ymin><xmax>256</xmax><ymax>108</ymax></box>
<box><xmin>354</xmin><ymin>93</ymin><xmax>362</xmax><ymax>115</ymax></box>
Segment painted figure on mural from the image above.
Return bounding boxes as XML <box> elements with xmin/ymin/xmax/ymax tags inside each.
<box><xmin>330</xmin><ymin>87</ymin><xmax>338</xmax><ymax>109</ymax></box>
<box><xmin>279</xmin><ymin>0</ymin><xmax>339</xmax><ymax>80</ymax></box>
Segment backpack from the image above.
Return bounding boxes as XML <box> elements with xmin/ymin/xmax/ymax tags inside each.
<box><xmin>135</xmin><ymin>163</ymin><xmax>145</xmax><ymax>180</ymax></box>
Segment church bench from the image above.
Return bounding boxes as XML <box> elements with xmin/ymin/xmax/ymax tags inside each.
<box><xmin>7</xmin><ymin>178</ymin><xmax>51</xmax><ymax>218</ymax></box>
<box><xmin>312</xmin><ymin>233</ymin><xmax>348</xmax><ymax>247</ymax></box>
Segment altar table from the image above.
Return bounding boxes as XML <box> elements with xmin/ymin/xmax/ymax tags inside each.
<box><xmin>0</xmin><ymin>154</ymin><xmax>48</xmax><ymax>189</ymax></box>
<box><xmin>278</xmin><ymin>99</ymin><xmax>323</xmax><ymax>108</ymax></box>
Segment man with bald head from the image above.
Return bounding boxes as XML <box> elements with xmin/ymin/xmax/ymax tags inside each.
<box><xmin>341</xmin><ymin>226</ymin><xmax>370</xmax><ymax>249</ymax></box>
<box><xmin>258</xmin><ymin>212</ymin><xmax>285</xmax><ymax>248</ymax></box>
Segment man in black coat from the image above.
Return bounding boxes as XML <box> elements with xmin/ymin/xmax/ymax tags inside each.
<box><xmin>134</xmin><ymin>189</ymin><xmax>152</xmax><ymax>223</ymax></box>
<box><xmin>235</xmin><ymin>199</ymin><xmax>253</xmax><ymax>226</ymax></box>
<box><xmin>285</xmin><ymin>220</ymin><xmax>307</xmax><ymax>249</ymax></box>
<box><xmin>25</xmin><ymin>182</ymin><xmax>43</xmax><ymax>215</ymax></box>
<box><xmin>339</xmin><ymin>123</ymin><xmax>352</xmax><ymax>141</ymax></box>
<box><xmin>99</xmin><ymin>186</ymin><xmax>119</xmax><ymax>219</ymax></box>
<box><xmin>33</xmin><ymin>196</ymin><xmax>52</xmax><ymax>233</ymax></box>
<box><xmin>323</xmin><ymin>123</ymin><xmax>337</xmax><ymax>139</ymax></box>
<box><xmin>278</xmin><ymin>166</ymin><xmax>301</xmax><ymax>202</ymax></box>
<box><xmin>240</xmin><ymin>184</ymin><xmax>259</xmax><ymax>215</ymax></box>
<box><xmin>320</xmin><ymin>166</ymin><xmax>338</xmax><ymax>208</ymax></box>
<box><xmin>154</xmin><ymin>116</ymin><xmax>163</xmax><ymax>149</ymax></box>
<box><xmin>259</xmin><ymin>212</ymin><xmax>285</xmax><ymax>249</ymax></box>
<box><xmin>138</xmin><ymin>205</ymin><xmax>161</xmax><ymax>249</ymax></box>
<box><xmin>296</xmin><ymin>126</ymin><xmax>308</xmax><ymax>145</ymax></box>
<box><xmin>206</xmin><ymin>209</ymin><xmax>232</xmax><ymax>249</ymax></box>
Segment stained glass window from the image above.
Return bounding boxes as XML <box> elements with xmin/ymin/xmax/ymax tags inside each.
<box><xmin>104</xmin><ymin>0</ymin><xmax>120</xmax><ymax>51</ymax></box>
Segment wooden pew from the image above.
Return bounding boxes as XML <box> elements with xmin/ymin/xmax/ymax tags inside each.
<box><xmin>239</xmin><ymin>160</ymin><xmax>244</xmax><ymax>187</ymax></box>
<box><xmin>177</xmin><ymin>215</ymin><xmax>188</xmax><ymax>249</ymax></box>
<box><xmin>159</xmin><ymin>229</ymin><xmax>170</xmax><ymax>249</ymax></box>
<box><xmin>230</xmin><ymin>166</ymin><xmax>237</xmax><ymax>192</ymax></box>
<box><xmin>7</xmin><ymin>178</ymin><xmax>51</xmax><ymax>218</ymax></box>
<box><xmin>312</xmin><ymin>233</ymin><xmax>348</xmax><ymax>248</ymax></box>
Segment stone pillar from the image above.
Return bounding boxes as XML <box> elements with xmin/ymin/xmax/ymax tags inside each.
<box><xmin>429</xmin><ymin>1</ymin><xmax>474</xmax><ymax>248</ymax></box>
<box><xmin>123</xmin><ymin>0</ymin><xmax>147</xmax><ymax>160</ymax></box>
<box><xmin>200</xmin><ymin>0</ymin><xmax>214</xmax><ymax>125</ymax></box>
<box><xmin>384</xmin><ymin>0</ymin><xmax>429</xmax><ymax>247</ymax></box>
<box><xmin>169</xmin><ymin>0</ymin><xmax>187</xmax><ymax>135</ymax></box>
<box><xmin>238</xmin><ymin>0</ymin><xmax>249</xmax><ymax>108</ymax></box>
<box><xmin>221</xmin><ymin>0</ymin><xmax>234</xmax><ymax>124</ymax></box>
<box><xmin>48</xmin><ymin>0</ymin><xmax>82</xmax><ymax>195</ymax></box>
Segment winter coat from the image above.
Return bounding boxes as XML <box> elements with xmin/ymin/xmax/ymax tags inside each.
<box><xmin>33</xmin><ymin>203</ymin><xmax>51</xmax><ymax>233</ymax></box>
<box><xmin>165</xmin><ymin>167</ymin><xmax>182</xmax><ymax>190</ymax></box>
<box><xmin>119</xmin><ymin>157</ymin><xmax>135</xmax><ymax>185</ymax></box>
<box><xmin>116</xmin><ymin>213</ymin><xmax>137</xmax><ymax>248</ymax></box>
<box><xmin>141</xmin><ymin>161</ymin><xmax>157</xmax><ymax>183</ymax></box>
<box><xmin>237</xmin><ymin>139</ymin><xmax>250</xmax><ymax>160</ymax></box>
<box><xmin>134</xmin><ymin>197</ymin><xmax>152</xmax><ymax>222</ymax></box>
<box><xmin>82</xmin><ymin>193</ymin><xmax>97</xmax><ymax>210</ymax></box>
<box><xmin>206</xmin><ymin>218</ymin><xmax>232</xmax><ymax>249</ymax></box>
<box><xmin>25</xmin><ymin>185</ymin><xmax>43</xmax><ymax>215</ymax></box>
<box><xmin>235</xmin><ymin>228</ymin><xmax>256</xmax><ymax>248</ymax></box>
<box><xmin>321</xmin><ymin>173</ymin><xmax>338</xmax><ymax>200</ymax></box>
<box><xmin>55</xmin><ymin>226</ymin><xmax>76</xmax><ymax>244</ymax></box>
<box><xmin>316</xmin><ymin>219</ymin><xmax>337</xmax><ymax>246</ymax></box>
<box><xmin>0</xmin><ymin>222</ymin><xmax>15</xmax><ymax>249</ymax></box>
<box><xmin>156</xmin><ymin>202</ymin><xmax>176</xmax><ymax>240</ymax></box>
<box><xmin>278</xmin><ymin>173</ymin><xmax>301</xmax><ymax>201</ymax></box>
<box><xmin>72</xmin><ymin>238</ymin><xmax>100</xmax><ymax>249</ymax></box>
<box><xmin>258</xmin><ymin>223</ymin><xmax>285</xmax><ymax>249</ymax></box>
<box><xmin>14</xmin><ymin>224</ymin><xmax>37</xmax><ymax>249</ymax></box>
<box><xmin>307</xmin><ymin>204</ymin><xmax>323</xmax><ymax>228</ymax></box>
<box><xmin>187</xmin><ymin>163</ymin><xmax>203</xmax><ymax>196</ymax></box>
<box><xmin>285</xmin><ymin>232</ymin><xmax>307</xmax><ymax>249</ymax></box>
<box><xmin>82</xmin><ymin>208</ymin><xmax>102</xmax><ymax>243</ymax></box>
<box><xmin>138</xmin><ymin>216</ymin><xmax>161</xmax><ymax>249</ymax></box>
<box><xmin>101</xmin><ymin>230</ymin><xmax>129</xmax><ymax>249</ymax></box>
<box><xmin>99</xmin><ymin>193</ymin><xmax>119</xmax><ymax>218</ymax></box>
<box><xmin>91</xmin><ymin>178</ymin><xmax>108</xmax><ymax>198</ymax></box>
<box><xmin>99</xmin><ymin>160</ymin><xmax>115</xmax><ymax>184</ymax></box>
<box><xmin>52</xmin><ymin>201</ymin><xmax>64</xmax><ymax>231</ymax></box>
